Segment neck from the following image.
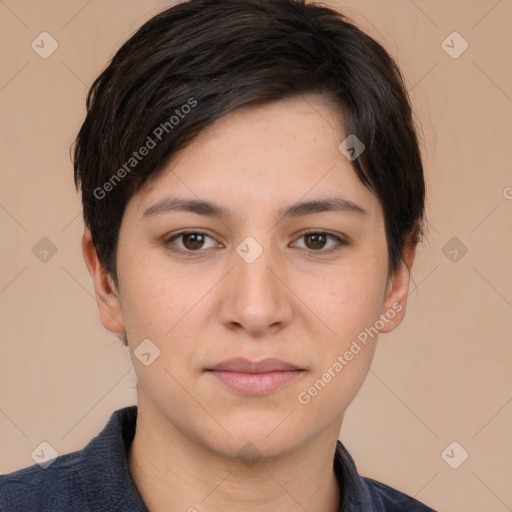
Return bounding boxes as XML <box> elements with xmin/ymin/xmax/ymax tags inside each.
<box><xmin>127</xmin><ymin>398</ymin><xmax>342</xmax><ymax>512</ymax></box>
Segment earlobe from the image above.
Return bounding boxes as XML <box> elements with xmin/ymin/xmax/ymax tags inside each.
<box><xmin>379</xmin><ymin>243</ymin><xmax>417</xmax><ymax>334</ymax></box>
<box><xmin>81</xmin><ymin>228</ymin><xmax>125</xmax><ymax>334</ymax></box>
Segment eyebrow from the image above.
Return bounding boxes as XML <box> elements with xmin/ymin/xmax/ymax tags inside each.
<box><xmin>142</xmin><ymin>196</ymin><xmax>369</xmax><ymax>220</ymax></box>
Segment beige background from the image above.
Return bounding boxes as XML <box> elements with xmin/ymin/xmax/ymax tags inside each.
<box><xmin>1</xmin><ymin>1</ymin><xmax>511</xmax><ymax>510</ymax></box>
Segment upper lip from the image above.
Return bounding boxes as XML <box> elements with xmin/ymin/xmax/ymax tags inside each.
<box><xmin>207</xmin><ymin>357</ymin><xmax>303</xmax><ymax>373</ymax></box>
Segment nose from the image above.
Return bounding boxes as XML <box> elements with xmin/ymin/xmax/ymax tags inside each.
<box><xmin>218</xmin><ymin>238</ymin><xmax>293</xmax><ymax>336</ymax></box>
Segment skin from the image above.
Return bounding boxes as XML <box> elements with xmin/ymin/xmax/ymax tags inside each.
<box><xmin>82</xmin><ymin>92</ymin><xmax>416</xmax><ymax>512</ymax></box>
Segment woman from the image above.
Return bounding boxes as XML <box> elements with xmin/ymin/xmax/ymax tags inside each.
<box><xmin>0</xmin><ymin>0</ymin><xmax>436</xmax><ymax>510</ymax></box>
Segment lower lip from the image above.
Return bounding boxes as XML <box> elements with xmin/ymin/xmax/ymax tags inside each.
<box><xmin>207</xmin><ymin>370</ymin><xmax>304</xmax><ymax>395</ymax></box>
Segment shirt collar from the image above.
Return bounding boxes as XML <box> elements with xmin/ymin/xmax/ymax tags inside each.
<box><xmin>334</xmin><ymin>439</ymin><xmax>379</xmax><ymax>511</ymax></box>
<box><xmin>78</xmin><ymin>405</ymin><xmax>148</xmax><ymax>510</ymax></box>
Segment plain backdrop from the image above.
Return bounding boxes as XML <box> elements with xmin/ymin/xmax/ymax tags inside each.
<box><xmin>1</xmin><ymin>1</ymin><xmax>511</xmax><ymax>510</ymax></box>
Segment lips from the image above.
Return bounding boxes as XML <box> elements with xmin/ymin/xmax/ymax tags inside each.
<box><xmin>206</xmin><ymin>358</ymin><xmax>305</xmax><ymax>395</ymax></box>
<box><xmin>207</xmin><ymin>357</ymin><xmax>302</xmax><ymax>373</ymax></box>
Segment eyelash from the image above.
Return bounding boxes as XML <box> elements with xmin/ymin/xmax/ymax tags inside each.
<box><xmin>163</xmin><ymin>230</ymin><xmax>348</xmax><ymax>255</ymax></box>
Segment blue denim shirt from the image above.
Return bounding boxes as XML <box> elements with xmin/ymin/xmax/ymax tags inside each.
<box><xmin>0</xmin><ymin>405</ymin><xmax>437</xmax><ymax>511</ymax></box>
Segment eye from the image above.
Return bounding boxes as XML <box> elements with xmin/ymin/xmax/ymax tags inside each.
<box><xmin>164</xmin><ymin>231</ymin><xmax>220</xmax><ymax>252</ymax></box>
<box><xmin>164</xmin><ymin>230</ymin><xmax>347</xmax><ymax>254</ymax></box>
<box><xmin>292</xmin><ymin>231</ymin><xmax>347</xmax><ymax>253</ymax></box>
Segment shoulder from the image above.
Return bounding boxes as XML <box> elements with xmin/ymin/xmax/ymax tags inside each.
<box><xmin>0</xmin><ymin>406</ymin><xmax>143</xmax><ymax>512</ymax></box>
<box><xmin>334</xmin><ymin>440</ymin><xmax>437</xmax><ymax>511</ymax></box>
<box><xmin>362</xmin><ymin>476</ymin><xmax>438</xmax><ymax>511</ymax></box>
<box><xmin>0</xmin><ymin>450</ymin><xmax>87</xmax><ymax>511</ymax></box>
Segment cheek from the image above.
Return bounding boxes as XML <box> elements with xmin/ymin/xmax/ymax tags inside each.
<box><xmin>117</xmin><ymin>257</ymin><xmax>197</xmax><ymax>342</ymax></box>
<box><xmin>309</xmin><ymin>263</ymin><xmax>387</xmax><ymax>344</ymax></box>
<box><xmin>294</xmin><ymin>270</ymin><xmax>384</xmax><ymax>419</ymax></box>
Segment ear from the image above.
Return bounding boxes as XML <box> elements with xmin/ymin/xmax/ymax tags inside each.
<box><xmin>378</xmin><ymin>243</ymin><xmax>417</xmax><ymax>334</ymax></box>
<box><xmin>81</xmin><ymin>228</ymin><xmax>125</xmax><ymax>334</ymax></box>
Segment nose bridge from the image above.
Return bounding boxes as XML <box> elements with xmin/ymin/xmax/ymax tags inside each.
<box><xmin>220</xmin><ymin>231</ymin><xmax>291</xmax><ymax>332</ymax></box>
<box><xmin>234</xmin><ymin>232</ymin><xmax>280</xmax><ymax>299</ymax></box>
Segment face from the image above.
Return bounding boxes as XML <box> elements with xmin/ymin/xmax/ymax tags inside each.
<box><xmin>83</xmin><ymin>93</ymin><xmax>414</xmax><ymax>460</ymax></box>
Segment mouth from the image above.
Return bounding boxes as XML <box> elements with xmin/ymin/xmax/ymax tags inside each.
<box><xmin>205</xmin><ymin>357</ymin><xmax>306</xmax><ymax>396</ymax></box>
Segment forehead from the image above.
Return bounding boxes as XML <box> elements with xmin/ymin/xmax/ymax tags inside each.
<box><xmin>126</xmin><ymin>93</ymin><xmax>382</xmax><ymax>225</ymax></box>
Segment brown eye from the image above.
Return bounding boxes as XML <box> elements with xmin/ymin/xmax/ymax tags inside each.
<box><xmin>304</xmin><ymin>233</ymin><xmax>327</xmax><ymax>250</ymax></box>
<box><xmin>164</xmin><ymin>230</ymin><xmax>347</xmax><ymax>255</ymax></box>
<box><xmin>182</xmin><ymin>233</ymin><xmax>206</xmax><ymax>250</ymax></box>
<box><xmin>293</xmin><ymin>231</ymin><xmax>347</xmax><ymax>253</ymax></box>
<box><xmin>165</xmin><ymin>231</ymin><xmax>218</xmax><ymax>252</ymax></box>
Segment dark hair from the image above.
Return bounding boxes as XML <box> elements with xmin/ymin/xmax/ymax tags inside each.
<box><xmin>74</xmin><ymin>0</ymin><xmax>425</xmax><ymax>300</ymax></box>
